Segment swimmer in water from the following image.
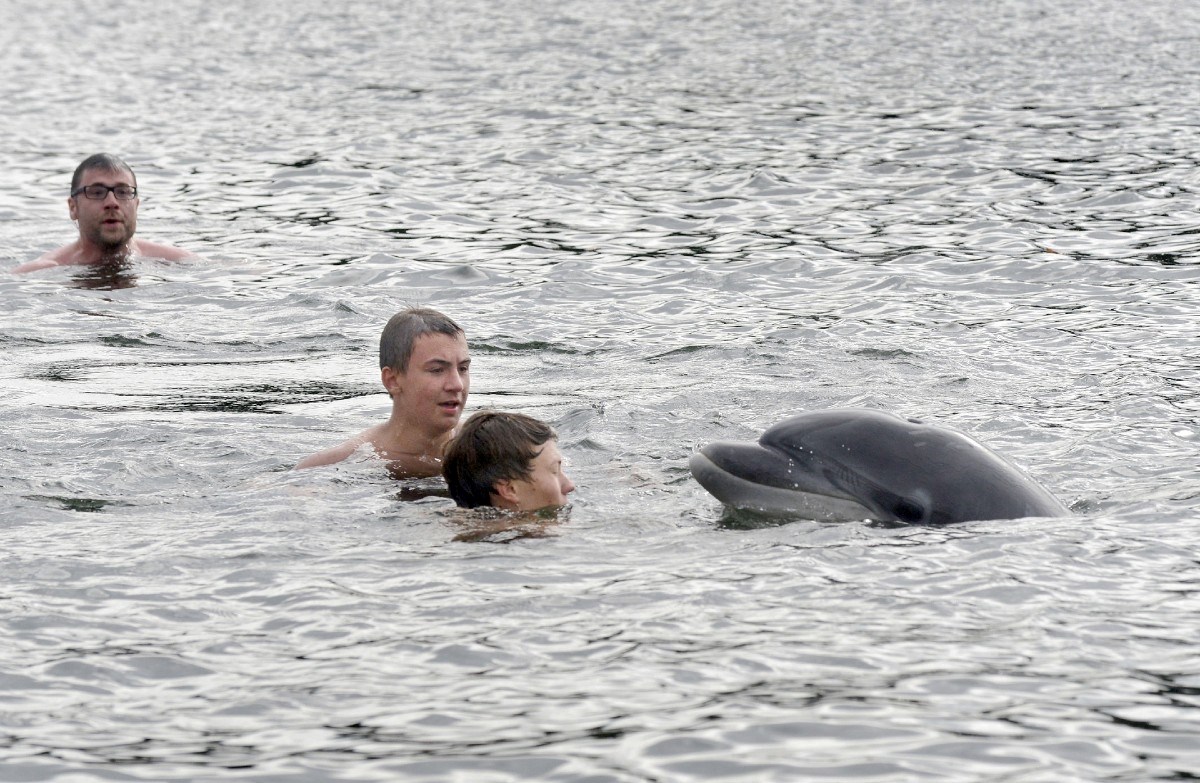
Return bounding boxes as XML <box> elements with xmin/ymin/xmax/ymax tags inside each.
<box><xmin>295</xmin><ymin>307</ymin><xmax>471</xmax><ymax>478</ymax></box>
<box><xmin>442</xmin><ymin>410</ymin><xmax>575</xmax><ymax>512</ymax></box>
<box><xmin>12</xmin><ymin>153</ymin><xmax>196</xmax><ymax>273</ymax></box>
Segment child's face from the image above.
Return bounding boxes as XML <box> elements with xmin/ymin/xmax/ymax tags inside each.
<box><xmin>508</xmin><ymin>440</ymin><xmax>575</xmax><ymax>511</ymax></box>
<box><xmin>386</xmin><ymin>332</ymin><xmax>470</xmax><ymax>433</ymax></box>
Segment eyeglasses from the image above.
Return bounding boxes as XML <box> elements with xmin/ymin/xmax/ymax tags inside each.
<box><xmin>71</xmin><ymin>184</ymin><xmax>138</xmax><ymax>201</ymax></box>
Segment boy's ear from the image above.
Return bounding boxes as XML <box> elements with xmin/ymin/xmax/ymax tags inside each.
<box><xmin>381</xmin><ymin>366</ymin><xmax>401</xmax><ymax>397</ymax></box>
<box><xmin>492</xmin><ymin>479</ymin><xmax>520</xmax><ymax>506</ymax></box>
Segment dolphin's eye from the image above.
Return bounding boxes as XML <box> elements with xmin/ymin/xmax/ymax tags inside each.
<box><xmin>893</xmin><ymin>499</ymin><xmax>925</xmax><ymax>523</ymax></box>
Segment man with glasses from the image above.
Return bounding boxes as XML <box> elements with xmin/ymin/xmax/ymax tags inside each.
<box><xmin>13</xmin><ymin>153</ymin><xmax>195</xmax><ymax>273</ymax></box>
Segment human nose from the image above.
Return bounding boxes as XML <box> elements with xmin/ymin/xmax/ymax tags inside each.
<box><xmin>562</xmin><ymin>473</ymin><xmax>575</xmax><ymax>496</ymax></box>
<box><xmin>444</xmin><ymin>368</ymin><xmax>466</xmax><ymax>391</ymax></box>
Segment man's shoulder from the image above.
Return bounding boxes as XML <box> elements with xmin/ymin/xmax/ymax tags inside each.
<box><xmin>11</xmin><ymin>257</ymin><xmax>58</xmax><ymax>274</ymax></box>
<box><xmin>10</xmin><ymin>246</ymin><xmax>73</xmax><ymax>273</ymax></box>
<box><xmin>11</xmin><ymin>240</ymin><xmax>196</xmax><ymax>273</ymax></box>
<box><xmin>133</xmin><ymin>239</ymin><xmax>197</xmax><ymax>262</ymax></box>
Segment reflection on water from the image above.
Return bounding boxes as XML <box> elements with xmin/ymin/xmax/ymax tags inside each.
<box><xmin>91</xmin><ymin>380</ymin><xmax>378</xmax><ymax>414</ymax></box>
<box><xmin>22</xmin><ymin>495</ymin><xmax>134</xmax><ymax>513</ymax></box>
<box><xmin>68</xmin><ymin>260</ymin><xmax>139</xmax><ymax>290</ymax></box>
<box><xmin>393</xmin><ymin>476</ymin><xmax>452</xmax><ymax>503</ymax></box>
<box><xmin>444</xmin><ymin>505</ymin><xmax>566</xmax><ymax>543</ymax></box>
<box><xmin>2</xmin><ymin>0</ymin><xmax>1200</xmax><ymax>781</ymax></box>
<box><xmin>717</xmin><ymin>506</ymin><xmax>808</xmax><ymax>531</ymax></box>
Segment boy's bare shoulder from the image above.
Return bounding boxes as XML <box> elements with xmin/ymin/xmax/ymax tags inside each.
<box><xmin>293</xmin><ymin>442</ymin><xmax>358</xmax><ymax>470</ymax></box>
<box><xmin>294</xmin><ymin>428</ymin><xmax>381</xmax><ymax>470</ymax></box>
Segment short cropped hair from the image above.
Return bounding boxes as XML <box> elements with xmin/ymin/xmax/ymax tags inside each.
<box><xmin>443</xmin><ymin>410</ymin><xmax>556</xmax><ymax>508</ymax></box>
<box><xmin>379</xmin><ymin>307</ymin><xmax>464</xmax><ymax>372</ymax></box>
<box><xmin>71</xmin><ymin>153</ymin><xmax>137</xmax><ymax>194</ymax></box>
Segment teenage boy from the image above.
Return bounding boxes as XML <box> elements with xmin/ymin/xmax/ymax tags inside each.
<box><xmin>296</xmin><ymin>307</ymin><xmax>470</xmax><ymax>477</ymax></box>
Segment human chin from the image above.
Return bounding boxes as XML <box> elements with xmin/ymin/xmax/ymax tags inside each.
<box><xmin>93</xmin><ymin>216</ymin><xmax>131</xmax><ymax>241</ymax></box>
<box><xmin>82</xmin><ymin>227</ymin><xmax>122</xmax><ymax>252</ymax></box>
<box><xmin>101</xmin><ymin>224</ymin><xmax>131</xmax><ymax>245</ymax></box>
<box><xmin>519</xmin><ymin>484</ymin><xmax>564</xmax><ymax>511</ymax></box>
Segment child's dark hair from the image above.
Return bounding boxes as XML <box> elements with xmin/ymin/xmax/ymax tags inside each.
<box><xmin>443</xmin><ymin>411</ymin><xmax>556</xmax><ymax>508</ymax></box>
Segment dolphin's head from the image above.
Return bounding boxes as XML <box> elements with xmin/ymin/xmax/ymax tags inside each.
<box><xmin>690</xmin><ymin>409</ymin><xmax>1069</xmax><ymax>524</ymax></box>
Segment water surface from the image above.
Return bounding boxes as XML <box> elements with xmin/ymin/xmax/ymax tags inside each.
<box><xmin>2</xmin><ymin>0</ymin><xmax>1199</xmax><ymax>780</ymax></box>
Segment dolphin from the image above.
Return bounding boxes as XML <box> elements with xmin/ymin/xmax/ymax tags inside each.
<box><xmin>689</xmin><ymin>409</ymin><xmax>1069</xmax><ymax>524</ymax></box>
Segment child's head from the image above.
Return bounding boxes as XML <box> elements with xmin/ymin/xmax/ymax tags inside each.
<box><xmin>379</xmin><ymin>307</ymin><xmax>464</xmax><ymax>373</ymax></box>
<box><xmin>443</xmin><ymin>411</ymin><xmax>575</xmax><ymax>511</ymax></box>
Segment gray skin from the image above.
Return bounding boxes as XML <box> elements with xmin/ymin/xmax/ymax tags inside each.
<box><xmin>689</xmin><ymin>409</ymin><xmax>1070</xmax><ymax>524</ymax></box>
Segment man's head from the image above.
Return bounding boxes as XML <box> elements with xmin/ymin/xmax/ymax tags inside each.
<box><xmin>68</xmin><ymin>153</ymin><xmax>140</xmax><ymax>254</ymax></box>
<box><xmin>379</xmin><ymin>307</ymin><xmax>470</xmax><ymax>433</ymax></box>
<box><xmin>71</xmin><ymin>153</ymin><xmax>137</xmax><ymax>195</ymax></box>
<box><xmin>443</xmin><ymin>410</ymin><xmax>575</xmax><ymax>510</ymax></box>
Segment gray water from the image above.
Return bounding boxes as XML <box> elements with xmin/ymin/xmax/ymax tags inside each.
<box><xmin>2</xmin><ymin>0</ymin><xmax>1200</xmax><ymax>780</ymax></box>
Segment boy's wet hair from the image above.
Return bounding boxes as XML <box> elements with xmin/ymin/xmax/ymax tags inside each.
<box><xmin>443</xmin><ymin>410</ymin><xmax>556</xmax><ymax>508</ymax></box>
<box><xmin>379</xmin><ymin>307</ymin><xmax>464</xmax><ymax>372</ymax></box>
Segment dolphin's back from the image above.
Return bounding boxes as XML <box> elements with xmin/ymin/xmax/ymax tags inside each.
<box><xmin>760</xmin><ymin>409</ymin><xmax>1069</xmax><ymax>524</ymax></box>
